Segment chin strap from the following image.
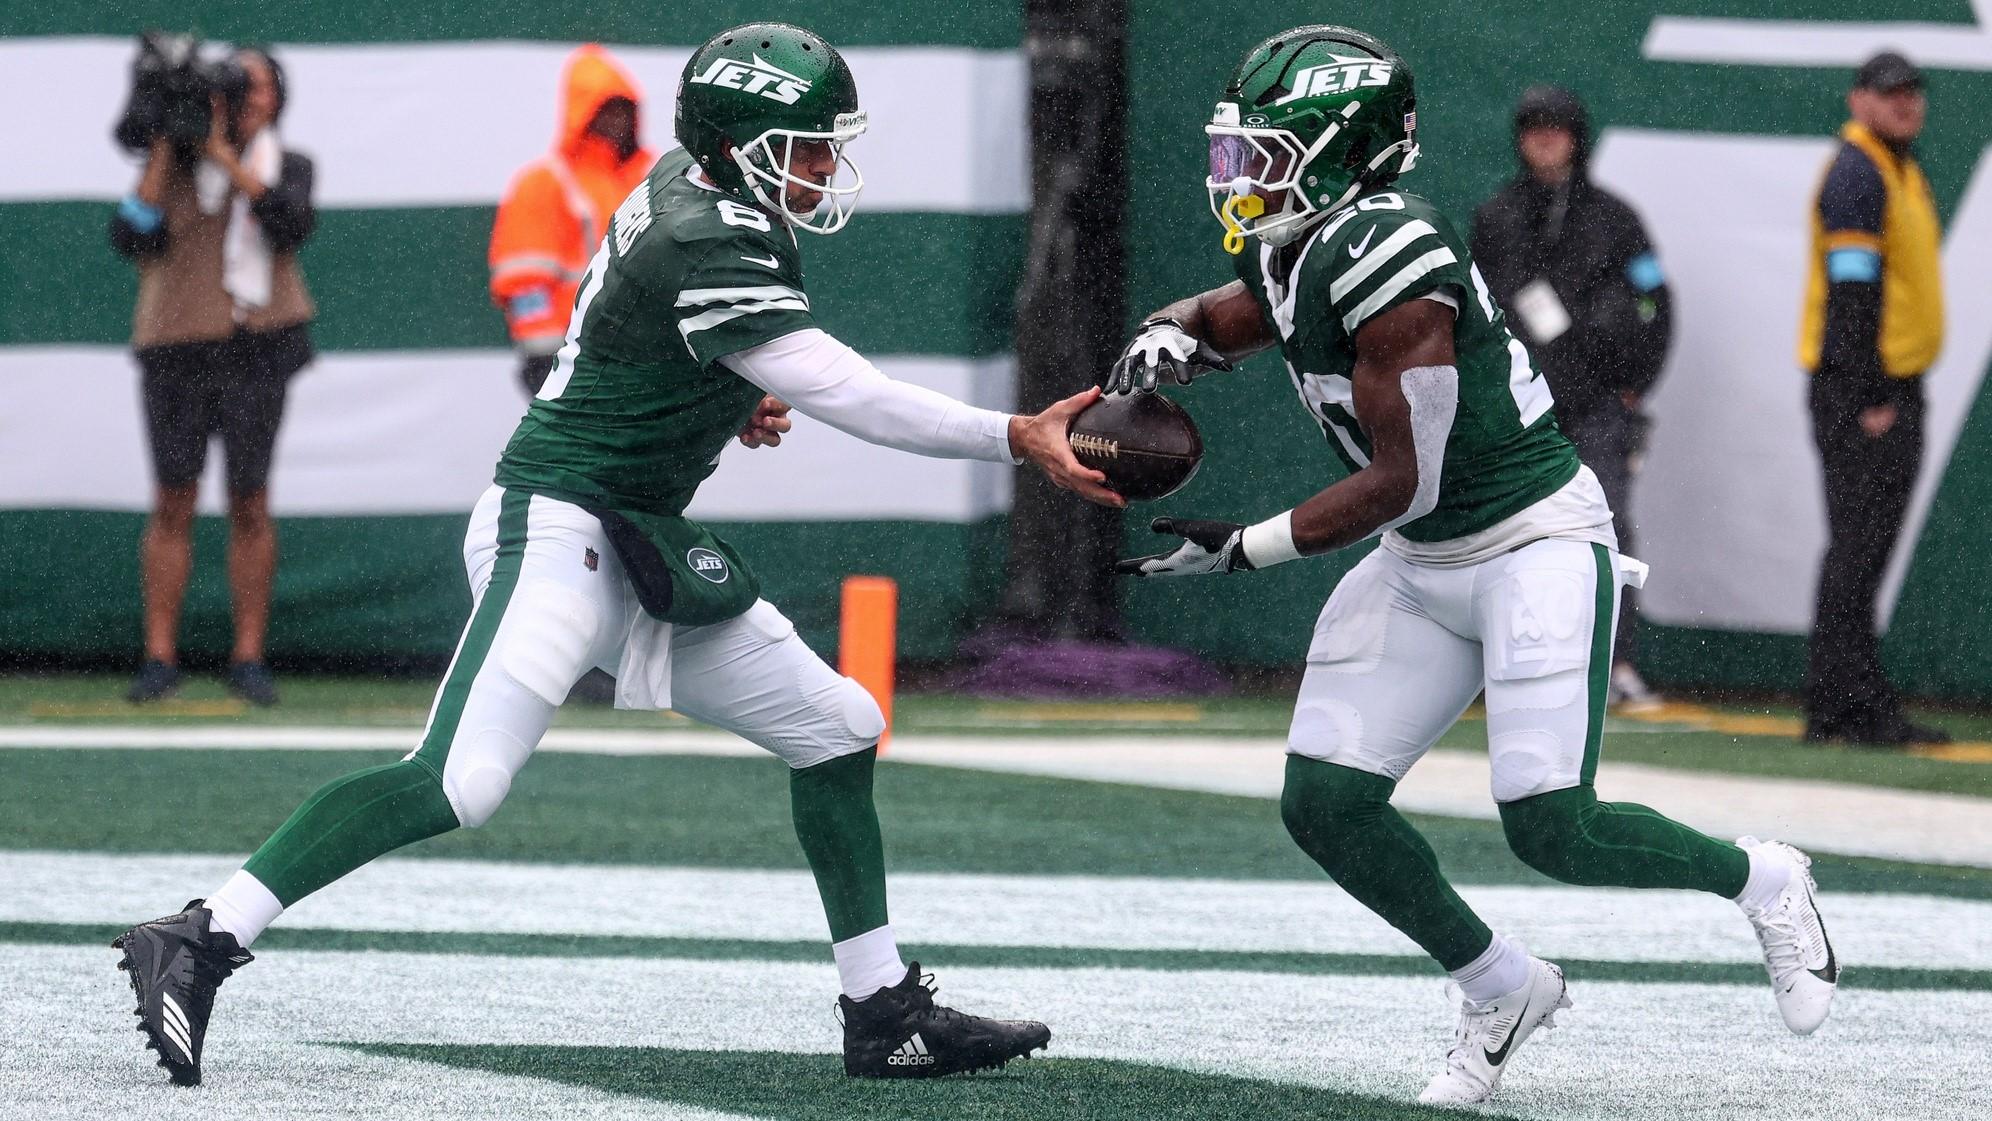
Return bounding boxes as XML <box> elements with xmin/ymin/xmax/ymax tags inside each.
<box><xmin>1220</xmin><ymin>193</ymin><xmax>1266</xmax><ymax>255</ymax></box>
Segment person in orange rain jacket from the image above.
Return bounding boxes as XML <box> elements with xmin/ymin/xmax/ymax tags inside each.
<box><xmin>489</xmin><ymin>44</ymin><xmax>657</xmax><ymax>393</ymax></box>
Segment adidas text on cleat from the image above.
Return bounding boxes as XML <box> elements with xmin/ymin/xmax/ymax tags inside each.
<box><xmin>112</xmin><ymin>899</ymin><xmax>253</xmax><ymax>1086</ymax></box>
<box><xmin>840</xmin><ymin>963</ymin><xmax>1051</xmax><ymax>1078</ymax></box>
<box><xmin>887</xmin><ymin>1032</ymin><xmax>936</xmax><ymax>1068</ymax></box>
<box><xmin>1737</xmin><ymin>837</ymin><xmax>1839</xmax><ymax>1034</ymax></box>
<box><xmin>1419</xmin><ymin>957</ymin><xmax>1570</xmax><ymax>1107</ymax></box>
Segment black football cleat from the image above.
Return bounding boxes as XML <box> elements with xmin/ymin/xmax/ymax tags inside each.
<box><xmin>840</xmin><ymin>963</ymin><xmax>1050</xmax><ymax>1078</ymax></box>
<box><xmin>112</xmin><ymin>900</ymin><xmax>253</xmax><ymax>1086</ymax></box>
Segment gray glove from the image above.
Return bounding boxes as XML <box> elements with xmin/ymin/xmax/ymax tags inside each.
<box><xmin>1115</xmin><ymin>517</ymin><xmax>1254</xmax><ymax>577</ymax></box>
<box><xmin>1104</xmin><ymin>318</ymin><xmax>1233</xmax><ymax>395</ymax></box>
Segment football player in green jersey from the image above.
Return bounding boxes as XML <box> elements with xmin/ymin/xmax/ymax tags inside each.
<box><xmin>1110</xmin><ymin>26</ymin><xmax>1838</xmax><ymax>1106</ymax></box>
<box><xmin>112</xmin><ymin>23</ymin><xmax>1109</xmax><ymax>1087</ymax></box>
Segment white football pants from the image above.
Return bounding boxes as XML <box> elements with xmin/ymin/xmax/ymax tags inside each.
<box><xmin>1288</xmin><ymin>536</ymin><xmax>1635</xmax><ymax>803</ymax></box>
<box><xmin>410</xmin><ymin>486</ymin><xmax>884</xmax><ymax>829</ymax></box>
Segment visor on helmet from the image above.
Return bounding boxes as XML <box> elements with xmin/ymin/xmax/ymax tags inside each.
<box><xmin>1207</xmin><ymin>133</ymin><xmax>1293</xmax><ymax>185</ymax></box>
<box><xmin>1204</xmin><ymin>124</ymin><xmax>1314</xmax><ymax>251</ymax></box>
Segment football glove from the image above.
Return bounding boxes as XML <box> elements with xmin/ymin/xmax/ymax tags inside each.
<box><xmin>1104</xmin><ymin>318</ymin><xmax>1232</xmax><ymax>395</ymax></box>
<box><xmin>1115</xmin><ymin>517</ymin><xmax>1254</xmax><ymax>577</ymax></box>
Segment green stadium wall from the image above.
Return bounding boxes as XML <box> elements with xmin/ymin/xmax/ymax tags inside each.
<box><xmin>4</xmin><ymin>2</ymin><xmax>1992</xmax><ymax>700</ymax></box>
<box><xmin>1121</xmin><ymin>1</ymin><xmax>1992</xmax><ymax>700</ymax></box>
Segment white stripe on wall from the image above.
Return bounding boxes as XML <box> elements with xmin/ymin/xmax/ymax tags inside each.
<box><xmin>1643</xmin><ymin>14</ymin><xmax>1992</xmax><ymax>70</ymax></box>
<box><xmin>0</xmin><ymin>38</ymin><xmax>1029</xmax><ymax>212</ymax></box>
<box><xmin>0</xmin><ymin>346</ymin><xmax>1015</xmax><ymax>521</ymax></box>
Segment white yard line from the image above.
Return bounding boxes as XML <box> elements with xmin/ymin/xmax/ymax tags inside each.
<box><xmin>10</xmin><ymin>852</ymin><xmax>1991</xmax><ymax>970</ymax></box>
<box><xmin>10</xmin><ymin>946</ymin><xmax>1988</xmax><ymax>1121</ymax></box>
<box><xmin>3</xmin><ymin>724</ymin><xmax>1987</xmax><ymax>867</ymax></box>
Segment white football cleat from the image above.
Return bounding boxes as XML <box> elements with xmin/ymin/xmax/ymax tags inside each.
<box><xmin>1418</xmin><ymin>957</ymin><xmax>1570</xmax><ymax>1107</ymax></box>
<box><xmin>1737</xmin><ymin>837</ymin><xmax>1839</xmax><ymax>1034</ymax></box>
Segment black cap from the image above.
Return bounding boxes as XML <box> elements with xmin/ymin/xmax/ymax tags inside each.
<box><xmin>1854</xmin><ymin>51</ymin><xmax>1923</xmax><ymax>92</ymax></box>
<box><xmin>1514</xmin><ymin>84</ymin><xmax>1587</xmax><ymax>136</ymax></box>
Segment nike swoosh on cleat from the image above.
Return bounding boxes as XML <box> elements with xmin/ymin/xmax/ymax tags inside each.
<box><xmin>1348</xmin><ymin>227</ymin><xmax>1377</xmax><ymax>258</ymax></box>
<box><xmin>1806</xmin><ymin>885</ymin><xmax>1839</xmax><ymax>984</ymax></box>
<box><xmin>1482</xmin><ymin>993</ymin><xmax>1536</xmax><ymax>1066</ymax></box>
<box><xmin>741</xmin><ymin>253</ymin><xmax>781</xmax><ymax>269</ymax></box>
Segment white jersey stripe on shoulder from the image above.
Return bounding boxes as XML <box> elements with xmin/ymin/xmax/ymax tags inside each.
<box><xmin>1328</xmin><ymin>220</ymin><xmax>1440</xmax><ymax>302</ymax></box>
<box><xmin>676</xmin><ymin>285</ymin><xmax>808</xmax><ymax>309</ymax></box>
<box><xmin>676</xmin><ymin>299</ymin><xmax>811</xmax><ymax>345</ymax></box>
<box><xmin>1341</xmin><ymin>248</ymin><xmax>1459</xmax><ymax>334</ymax></box>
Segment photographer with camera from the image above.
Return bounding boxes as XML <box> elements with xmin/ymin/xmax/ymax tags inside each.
<box><xmin>110</xmin><ymin>40</ymin><xmax>316</xmax><ymax>706</ymax></box>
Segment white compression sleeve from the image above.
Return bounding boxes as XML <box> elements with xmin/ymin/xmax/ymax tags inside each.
<box><xmin>1247</xmin><ymin>363</ymin><xmax>1460</xmax><ymax>560</ymax></box>
<box><xmin>1371</xmin><ymin>363</ymin><xmax>1458</xmax><ymax>537</ymax></box>
<box><xmin>720</xmin><ymin>328</ymin><xmax>1017</xmax><ymax>463</ymax></box>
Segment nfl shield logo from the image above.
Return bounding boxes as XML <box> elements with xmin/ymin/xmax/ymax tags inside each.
<box><xmin>583</xmin><ymin>547</ymin><xmax>599</xmax><ymax>572</ymax></box>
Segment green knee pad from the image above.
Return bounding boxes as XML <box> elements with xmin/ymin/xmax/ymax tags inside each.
<box><xmin>1499</xmin><ymin>785</ymin><xmax>1748</xmax><ymax>895</ymax></box>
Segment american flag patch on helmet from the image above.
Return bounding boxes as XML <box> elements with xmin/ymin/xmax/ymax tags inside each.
<box><xmin>1404</xmin><ymin>111</ymin><xmax>1417</xmax><ymax>133</ymax></box>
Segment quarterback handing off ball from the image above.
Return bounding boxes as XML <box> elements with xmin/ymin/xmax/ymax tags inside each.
<box><xmin>1067</xmin><ymin>392</ymin><xmax>1203</xmax><ymax>501</ymax></box>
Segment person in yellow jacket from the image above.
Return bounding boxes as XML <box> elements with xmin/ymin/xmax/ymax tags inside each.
<box><xmin>1797</xmin><ymin>51</ymin><xmax>1947</xmax><ymax>747</ymax></box>
<box><xmin>490</xmin><ymin>45</ymin><xmax>657</xmax><ymax>393</ymax></box>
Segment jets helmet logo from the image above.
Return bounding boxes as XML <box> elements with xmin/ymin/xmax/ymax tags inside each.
<box><xmin>1275</xmin><ymin>56</ymin><xmax>1395</xmax><ymax>105</ymax></box>
<box><xmin>687</xmin><ymin>547</ymin><xmax>730</xmax><ymax>583</ymax></box>
<box><xmin>688</xmin><ymin>53</ymin><xmax>813</xmax><ymax>105</ymax></box>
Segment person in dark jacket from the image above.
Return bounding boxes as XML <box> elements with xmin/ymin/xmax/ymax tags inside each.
<box><xmin>1796</xmin><ymin>52</ymin><xmax>1948</xmax><ymax>747</ymax></box>
<box><xmin>110</xmin><ymin>47</ymin><xmax>316</xmax><ymax>707</ymax></box>
<box><xmin>1470</xmin><ymin>84</ymin><xmax>1672</xmax><ymax>709</ymax></box>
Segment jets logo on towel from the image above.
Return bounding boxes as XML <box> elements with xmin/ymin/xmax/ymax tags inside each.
<box><xmin>687</xmin><ymin>547</ymin><xmax>730</xmax><ymax>583</ymax></box>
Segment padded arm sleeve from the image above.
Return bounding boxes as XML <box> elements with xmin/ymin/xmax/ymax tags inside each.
<box><xmin>721</xmin><ymin>328</ymin><xmax>1018</xmax><ymax>463</ymax></box>
<box><xmin>1372</xmin><ymin>363</ymin><xmax>1458</xmax><ymax>537</ymax></box>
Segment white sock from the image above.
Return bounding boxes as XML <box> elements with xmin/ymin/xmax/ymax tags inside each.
<box><xmin>1451</xmin><ymin>933</ymin><xmax>1532</xmax><ymax>1005</ymax></box>
<box><xmin>832</xmin><ymin>925</ymin><xmax>907</xmax><ymax>1000</ymax></box>
<box><xmin>1734</xmin><ymin>844</ymin><xmax>1792</xmax><ymax>913</ymax></box>
<box><xmin>204</xmin><ymin>870</ymin><xmax>284</xmax><ymax>948</ymax></box>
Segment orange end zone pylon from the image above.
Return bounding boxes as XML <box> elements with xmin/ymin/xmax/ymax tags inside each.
<box><xmin>839</xmin><ymin>575</ymin><xmax>898</xmax><ymax>751</ymax></box>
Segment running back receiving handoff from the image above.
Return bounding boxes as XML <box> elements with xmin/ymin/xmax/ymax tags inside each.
<box><xmin>1108</xmin><ymin>24</ymin><xmax>1839</xmax><ymax>1109</ymax></box>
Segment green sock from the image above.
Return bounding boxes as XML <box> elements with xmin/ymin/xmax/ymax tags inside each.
<box><xmin>1282</xmin><ymin>756</ymin><xmax>1493</xmax><ymax>970</ymax></box>
<box><xmin>1499</xmin><ymin>785</ymin><xmax>1750</xmax><ymax>896</ymax></box>
<box><xmin>241</xmin><ymin>759</ymin><xmax>460</xmax><ymax>907</ymax></box>
<box><xmin>789</xmin><ymin>747</ymin><xmax>890</xmax><ymax>942</ymax></box>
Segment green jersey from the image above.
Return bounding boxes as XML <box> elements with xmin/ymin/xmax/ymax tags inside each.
<box><xmin>495</xmin><ymin>150</ymin><xmax>814</xmax><ymax>516</ymax></box>
<box><xmin>1235</xmin><ymin>189</ymin><xmax>1580</xmax><ymax>542</ymax></box>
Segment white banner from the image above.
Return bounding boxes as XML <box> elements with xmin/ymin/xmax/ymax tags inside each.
<box><xmin>0</xmin><ymin>37</ymin><xmax>1029</xmax><ymax>212</ymax></box>
<box><xmin>1593</xmin><ymin>130</ymin><xmax>1992</xmax><ymax>633</ymax></box>
<box><xmin>0</xmin><ymin>346</ymin><xmax>1015</xmax><ymax>521</ymax></box>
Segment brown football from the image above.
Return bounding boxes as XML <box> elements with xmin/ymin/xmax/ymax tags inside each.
<box><xmin>1067</xmin><ymin>392</ymin><xmax>1204</xmax><ymax>502</ymax></box>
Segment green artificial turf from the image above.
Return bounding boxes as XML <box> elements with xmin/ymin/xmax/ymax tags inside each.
<box><xmin>1</xmin><ymin>673</ymin><xmax>1987</xmax><ymax>798</ymax></box>
<box><xmin>352</xmin><ymin>1045</ymin><xmax>1523</xmax><ymax>1121</ymax></box>
<box><xmin>4</xmin><ymin>748</ymin><xmax>1987</xmax><ymax>898</ymax></box>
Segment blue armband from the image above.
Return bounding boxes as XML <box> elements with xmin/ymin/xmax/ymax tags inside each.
<box><xmin>1626</xmin><ymin>252</ymin><xmax>1665</xmax><ymax>293</ymax></box>
<box><xmin>1826</xmin><ymin>248</ymin><xmax>1881</xmax><ymax>283</ymax></box>
<box><xmin>118</xmin><ymin>194</ymin><xmax>163</xmax><ymax>234</ymax></box>
<box><xmin>508</xmin><ymin>288</ymin><xmax>553</xmax><ymax>319</ymax></box>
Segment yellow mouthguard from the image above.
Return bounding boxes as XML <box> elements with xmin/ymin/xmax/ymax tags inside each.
<box><xmin>1220</xmin><ymin>193</ymin><xmax>1266</xmax><ymax>255</ymax></box>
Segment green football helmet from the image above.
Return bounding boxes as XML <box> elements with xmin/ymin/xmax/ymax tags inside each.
<box><xmin>675</xmin><ymin>23</ymin><xmax>866</xmax><ymax>234</ymax></box>
<box><xmin>1206</xmin><ymin>26</ymin><xmax>1419</xmax><ymax>253</ymax></box>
